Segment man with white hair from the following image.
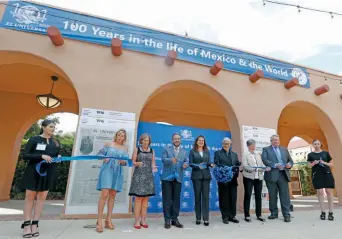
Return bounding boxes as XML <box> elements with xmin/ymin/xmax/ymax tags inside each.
<box><xmin>261</xmin><ymin>134</ymin><xmax>293</xmax><ymax>223</ymax></box>
<box><xmin>214</xmin><ymin>137</ymin><xmax>241</xmax><ymax>224</ymax></box>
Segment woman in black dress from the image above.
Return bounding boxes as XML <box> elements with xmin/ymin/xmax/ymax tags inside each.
<box><xmin>20</xmin><ymin>119</ymin><xmax>61</xmax><ymax>238</ymax></box>
<box><xmin>307</xmin><ymin>139</ymin><xmax>335</xmax><ymax>221</ymax></box>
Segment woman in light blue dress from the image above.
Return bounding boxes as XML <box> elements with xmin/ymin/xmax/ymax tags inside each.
<box><xmin>96</xmin><ymin>129</ymin><xmax>129</xmax><ymax>233</ymax></box>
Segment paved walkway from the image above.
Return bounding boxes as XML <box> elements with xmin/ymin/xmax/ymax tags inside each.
<box><xmin>1</xmin><ymin>209</ymin><xmax>342</xmax><ymax>239</ymax></box>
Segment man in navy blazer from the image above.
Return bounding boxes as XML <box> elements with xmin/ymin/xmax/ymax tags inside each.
<box><xmin>161</xmin><ymin>133</ymin><xmax>188</xmax><ymax>229</ymax></box>
<box><xmin>262</xmin><ymin>134</ymin><xmax>293</xmax><ymax>223</ymax></box>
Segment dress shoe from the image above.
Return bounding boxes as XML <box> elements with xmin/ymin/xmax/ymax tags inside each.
<box><xmin>195</xmin><ymin>220</ymin><xmax>201</xmax><ymax>225</ymax></box>
<box><xmin>257</xmin><ymin>217</ymin><xmax>266</xmax><ymax>222</ymax></box>
<box><xmin>244</xmin><ymin>217</ymin><xmax>251</xmax><ymax>222</ymax></box>
<box><xmin>229</xmin><ymin>217</ymin><xmax>239</xmax><ymax>223</ymax></box>
<box><xmin>164</xmin><ymin>221</ymin><xmax>171</xmax><ymax>229</ymax></box>
<box><xmin>284</xmin><ymin>216</ymin><xmax>291</xmax><ymax>223</ymax></box>
<box><xmin>204</xmin><ymin>221</ymin><xmax>209</xmax><ymax>226</ymax></box>
<box><xmin>268</xmin><ymin>215</ymin><xmax>278</xmax><ymax>220</ymax></box>
<box><xmin>223</xmin><ymin>219</ymin><xmax>229</xmax><ymax>224</ymax></box>
<box><xmin>171</xmin><ymin>220</ymin><xmax>184</xmax><ymax>228</ymax></box>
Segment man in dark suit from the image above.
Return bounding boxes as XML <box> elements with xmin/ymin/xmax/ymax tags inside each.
<box><xmin>261</xmin><ymin>135</ymin><xmax>293</xmax><ymax>223</ymax></box>
<box><xmin>214</xmin><ymin>137</ymin><xmax>241</xmax><ymax>224</ymax></box>
<box><xmin>161</xmin><ymin>133</ymin><xmax>188</xmax><ymax>229</ymax></box>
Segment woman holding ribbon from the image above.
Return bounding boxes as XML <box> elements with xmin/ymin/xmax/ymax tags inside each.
<box><xmin>95</xmin><ymin>129</ymin><xmax>129</xmax><ymax>233</ymax></box>
<box><xmin>20</xmin><ymin>119</ymin><xmax>61</xmax><ymax>238</ymax></box>
<box><xmin>129</xmin><ymin>133</ymin><xmax>157</xmax><ymax>229</ymax></box>
<box><xmin>242</xmin><ymin>139</ymin><xmax>270</xmax><ymax>223</ymax></box>
<box><xmin>214</xmin><ymin>137</ymin><xmax>241</xmax><ymax>224</ymax></box>
<box><xmin>307</xmin><ymin>139</ymin><xmax>335</xmax><ymax>221</ymax></box>
<box><xmin>189</xmin><ymin>135</ymin><xmax>213</xmax><ymax>226</ymax></box>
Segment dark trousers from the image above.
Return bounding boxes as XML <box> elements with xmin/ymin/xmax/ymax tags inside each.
<box><xmin>265</xmin><ymin>171</ymin><xmax>291</xmax><ymax>217</ymax></box>
<box><xmin>162</xmin><ymin>180</ymin><xmax>182</xmax><ymax>222</ymax></box>
<box><xmin>192</xmin><ymin>179</ymin><xmax>210</xmax><ymax>221</ymax></box>
<box><xmin>243</xmin><ymin>177</ymin><xmax>263</xmax><ymax>217</ymax></box>
<box><xmin>218</xmin><ymin>182</ymin><xmax>237</xmax><ymax>219</ymax></box>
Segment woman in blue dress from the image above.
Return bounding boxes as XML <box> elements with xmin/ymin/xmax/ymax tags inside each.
<box><xmin>96</xmin><ymin>129</ymin><xmax>129</xmax><ymax>233</ymax></box>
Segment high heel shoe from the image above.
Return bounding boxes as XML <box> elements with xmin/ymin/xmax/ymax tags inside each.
<box><xmin>134</xmin><ymin>224</ymin><xmax>142</xmax><ymax>229</ymax></box>
<box><xmin>21</xmin><ymin>221</ymin><xmax>32</xmax><ymax>238</ymax></box>
<box><xmin>140</xmin><ymin>222</ymin><xmax>149</xmax><ymax>228</ymax></box>
<box><xmin>328</xmin><ymin>212</ymin><xmax>334</xmax><ymax>221</ymax></box>
<box><xmin>31</xmin><ymin>221</ymin><xmax>39</xmax><ymax>237</ymax></box>
<box><xmin>105</xmin><ymin>220</ymin><xmax>115</xmax><ymax>230</ymax></box>
<box><xmin>320</xmin><ymin>211</ymin><xmax>326</xmax><ymax>220</ymax></box>
<box><xmin>96</xmin><ymin>221</ymin><xmax>103</xmax><ymax>233</ymax></box>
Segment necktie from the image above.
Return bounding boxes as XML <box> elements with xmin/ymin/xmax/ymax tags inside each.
<box><xmin>275</xmin><ymin>147</ymin><xmax>282</xmax><ymax>164</ymax></box>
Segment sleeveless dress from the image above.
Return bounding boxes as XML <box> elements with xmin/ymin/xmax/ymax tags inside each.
<box><xmin>128</xmin><ymin>147</ymin><xmax>155</xmax><ymax>197</ymax></box>
<box><xmin>96</xmin><ymin>147</ymin><xmax>128</xmax><ymax>192</ymax></box>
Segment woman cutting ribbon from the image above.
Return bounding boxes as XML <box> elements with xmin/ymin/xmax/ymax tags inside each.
<box><xmin>95</xmin><ymin>129</ymin><xmax>129</xmax><ymax>233</ymax></box>
<box><xmin>242</xmin><ymin>139</ymin><xmax>270</xmax><ymax>223</ymax></box>
<box><xmin>129</xmin><ymin>133</ymin><xmax>157</xmax><ymax>229</ymax></box>
<box><xmin>20</xmin><ymin>119</ymin><xmax>61</xmax><ymax>238</ymax></box>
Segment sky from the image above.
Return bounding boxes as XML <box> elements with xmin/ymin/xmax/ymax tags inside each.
<box><xmin>28</xmin><ymin>0</ymin><xmax>341</xmax><ymax>140</ymax></box>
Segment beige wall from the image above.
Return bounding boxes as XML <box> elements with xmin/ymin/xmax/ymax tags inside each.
<box><xmin>1</xmin><ymin>4</ymin><xmax>342</xmax><ymax>207</ymax></box>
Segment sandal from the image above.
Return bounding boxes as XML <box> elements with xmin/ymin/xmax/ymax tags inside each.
<box><xmin>328</xmin><ymin>212</ymin><xmax>334</xmax><ymax>221</ymax></box>
<box><xmin>105</xmin><ymin>220</ymin><xmax>115</xmax><ymax>230</ymax></box>
<box><xmin>21</xmin><ymin>221</ymin><xmax>32</xmax><ymax>238</ymax></box>
<box><xmin>96</xmin><ymin>220</ymin><xmax>103</xmax><ymax>233</ymax></box>
<box><xmin>320</xmin><ymin>212</ymin><xmax>326</xmax><ymax>220</ymax></box>
<box><xmin>31</xmin><ymin>221</ymin><xmax>39</xmax><ymax>237</ymax></box>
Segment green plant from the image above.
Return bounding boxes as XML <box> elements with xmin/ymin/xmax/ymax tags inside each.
<box><xmin>296</xmin><ymin>164</ymin><xmax>316</xmax><ymax>196</ymax></box>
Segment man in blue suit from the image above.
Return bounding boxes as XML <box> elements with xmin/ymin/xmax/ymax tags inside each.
<box><xmin>161</xmin><ymin>133</ymin><xmax>188</xmax><ymax>229</ymax></box>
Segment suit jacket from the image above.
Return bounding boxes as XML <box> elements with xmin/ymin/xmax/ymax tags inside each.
<box><xmin>189</xmin><ymin>149</ymin><xmax>212</xmax><ymax>180</ymax></box>
<box><xmin>214</xmin><ymin>148</ymin><xmax>240</xmax><ymax>185</ymax></box>
<box><xmin>242</xmin><ymin>151</ymin><xmax>265</xmax><ymax>180</ymax></box>
<box><xmin>161</xmin><ymin>146</ymin><xmax>188</xmax><ymax>183</ymax></box>
<box><xmin>261</xmin><ymin>145</ymin><xmax>294</xmax><ymax>182</ymax></box>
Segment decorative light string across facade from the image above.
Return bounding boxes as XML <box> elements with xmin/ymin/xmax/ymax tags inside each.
<box><xmin>263</xmin><ymin>0</ymin><xmax>342</xmax><ymax>19</ymax></box>
<box><xmin>1</xmin><ymin>2</ymin><xmax>341</xmax><ymax>84</ymax></box>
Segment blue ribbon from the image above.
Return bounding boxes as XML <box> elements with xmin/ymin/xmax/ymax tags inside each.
<box><xmin>36</xmin><ymin>155</ymin><xmax>132</xmax><ymax>176</ymax></box>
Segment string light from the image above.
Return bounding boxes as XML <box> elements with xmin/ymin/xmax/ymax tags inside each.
<box><xmin>264</xmin><ymin>0</ymin><xmax>342</xmax><ymax>18</ymax></box>
<box><xmin>1</xmin><ymin>2</ymin><xmax>341</xmax><ymax>84</ymax></box>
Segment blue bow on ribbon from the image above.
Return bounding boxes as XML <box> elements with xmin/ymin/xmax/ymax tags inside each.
<box><xmin>36</xmin><ymin>155</ymin><xmax>132</xmax><ymax>176</ymax></box>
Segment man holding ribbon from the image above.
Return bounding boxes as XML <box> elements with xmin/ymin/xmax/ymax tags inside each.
<box><xmin>161</xmin><ymin>133</ymin><xmax>188</xmax><ymax>229</ymax></box>
<box><xmin>261</xmin><ymin>134</ymin><xmax>293</xmax><ymax>223</ymax></box>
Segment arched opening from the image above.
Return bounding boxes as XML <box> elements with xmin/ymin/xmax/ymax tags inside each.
<box><xmin>0</xmin><ymin>51</ymin><xmax>79</xmax><ymax>201</ymax></box>
<box><xmin>138</xmin><ymin>80</ymin><xmax>241</xmax><ymax>213</ymax></box>
<box><xmin>278</xmin><ymin>101</ymin><xmax>342</xmax><ymax>206</ymax></box>
<box><xmin>139</xmin><ymin>80</ymin><xmax>239</xmax><ymax>134</ymax></box>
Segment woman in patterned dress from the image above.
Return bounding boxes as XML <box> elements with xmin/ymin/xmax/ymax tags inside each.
<box><xmin>96</xmin><ymin>129</ymin><xmax>129</xmax><ymax>233</ymax></box>
<box><xmin>129</xmin><ymin>133</ymin><xmax>157</xmax><ymax>229</ymax></box>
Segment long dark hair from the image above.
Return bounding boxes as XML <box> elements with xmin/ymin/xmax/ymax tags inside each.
<box><xmin>193</xmin><ymin>135</ymin><xmax>208</xmax><ymax>151</ymax></box>
<box><xmin>40</xmin><ymin>119</ymin><xmax>59</xmax><ymax>147</ymax></box>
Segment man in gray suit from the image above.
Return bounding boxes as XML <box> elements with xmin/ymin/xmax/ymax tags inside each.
<box><xmin>161</xmin><ymin>133</ymin><xmax>188</xmax><ymax>229</ymax></box>
<box><xmin>261</xmin><ymin>135</ymin><xmax>293</xmax><ymax>222</ymax></box>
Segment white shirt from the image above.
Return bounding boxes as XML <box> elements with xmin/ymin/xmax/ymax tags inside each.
<box><xmin>249</xmin><ymin>152</ymin><xmax>259</xmax><ymax>179</ymax></box>
<box><xmin>199</xmin><ymin>151</ymin><xmax>203</xmax><ymax>157</ymax></box>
